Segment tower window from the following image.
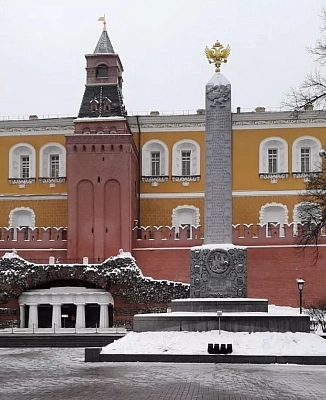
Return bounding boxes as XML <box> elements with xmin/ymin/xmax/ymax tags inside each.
<box><xmin>103</xmin><ymin>98</ymin><xmax>112</xmax><ymax>111</ymax></box>
<box><xmin>50</xmin><ymin>154</ymin><xmax>60</xmax><ymax>178</ymax></box>
<box><xmin>96</xmin><ymin>64</ymin><xmax>108</xmax><ymax>78</ymax></box>
<box><xmin>20</xmin><ymin>156</ymin><xmax>30</xmax><ymax>178</ymax></box>
<box><xmin>89</xmin><ymin>99</ymin><xmax>99</xmax><ymax>111</ymax></box>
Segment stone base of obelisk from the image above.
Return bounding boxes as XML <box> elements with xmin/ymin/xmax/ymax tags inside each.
<box><xmin>190</xmin><ymin>244</ymin><xmax>247</xmax><ymax>298</ymax></box>
<box><xmin>133</xmin><ymin>243</ymin><xmax>310</xmax><ymax>333</ymax></box>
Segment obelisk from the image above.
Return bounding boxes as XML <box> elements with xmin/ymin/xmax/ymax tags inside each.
<box><xmin>190</xmin><ymin>40</ymin><xmax>247</xmax><ymax>298</ymax></box>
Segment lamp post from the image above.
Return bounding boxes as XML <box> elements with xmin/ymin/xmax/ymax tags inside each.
<box><xmin>217</xmin><ymin>310</ymin><xmax>222</xmax><ymax>334</ymax></box>
<box><xmin>296</xmin><ymin>278</ymin><xmax>305</xmax><ymax>314</ymax></box>
<box><xmin>319</xmin><ymin>149</ymin><xmax>326</xmax><ymax>158</ymax></box>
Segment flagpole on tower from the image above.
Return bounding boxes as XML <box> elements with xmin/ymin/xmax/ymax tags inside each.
<box><xmin>98</xmin><ymin>15</ymin><xmax>107</xmax><ymax>31</ymax></box>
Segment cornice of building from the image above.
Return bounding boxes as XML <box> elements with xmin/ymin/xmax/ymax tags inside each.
<box><xmin>2</xmin><ymin>110</ymin><xmax>326</xmax><ymax>134</ymax></box>
<box><xmin>0</xmin><ymin>117</ymin><xmax>75</xmax><ymax>134</ymax></box>
<box><xmin>128</xmin><ymin>110</ymin><xmax>326</xmax><ymax>132</ymax></box>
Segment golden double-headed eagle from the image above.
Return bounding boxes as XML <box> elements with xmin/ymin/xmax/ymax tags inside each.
<box><xmin>205</xmin><ymin>41</ymin><xmax>231</xmax><ymax>72</ymax></box>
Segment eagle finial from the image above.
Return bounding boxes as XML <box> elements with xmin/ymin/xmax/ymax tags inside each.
<box><xmin>205</xmin><ymin>40</ymin><xmax>231</xmax><ymax>72</ymax></box>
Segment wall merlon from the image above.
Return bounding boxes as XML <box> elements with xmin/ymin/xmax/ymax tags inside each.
<box><xmin>0</xmin><ymin>227</ymin><xmax>67</xmax><ymax>249</ymax></box>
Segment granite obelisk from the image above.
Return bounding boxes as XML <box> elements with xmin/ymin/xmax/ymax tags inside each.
<box><xmin>204</xmin><ymin>73</ymin><xmax>232</xmax><ymax>243</ymax></box>
<box><xmin>190</xmin><ymin>41</ymin><xmax>247</xmax><ymax>298</ymax></box>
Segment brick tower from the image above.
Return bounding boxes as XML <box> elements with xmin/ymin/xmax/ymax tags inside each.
<box><xmin>66</xmin><ymin>20</ymin><xmax>138</xmax><ymax>262</ymax></box>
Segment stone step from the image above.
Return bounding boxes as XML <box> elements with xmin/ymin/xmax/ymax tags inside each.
<box><xmin>0</xmin><ymin>334</ymin><xmax>124</xmax><ymax>348</ymax></box>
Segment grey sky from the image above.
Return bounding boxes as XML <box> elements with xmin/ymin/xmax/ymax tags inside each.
<box><xmin>0</xmin><ymin>0</ymin><xmax>325</xmax><ymax>118</ymax></box>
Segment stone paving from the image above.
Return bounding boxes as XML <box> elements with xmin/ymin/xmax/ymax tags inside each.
<box><xmin>0</xmin><ymin>348</ymin><xmax>325</xmax><ymax>399</ymax></box>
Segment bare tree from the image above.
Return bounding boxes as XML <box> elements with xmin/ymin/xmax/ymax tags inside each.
<box><xmin>286</xmin><ymin>7</ymin><xmax>326</xmax><ymax>112</ymax></box>
<box><xmin>296</xmin><ymin>165</ymin><xmax>326</xmax><ymax>262</ymax></box>
<box><xmin>305</xmin><ymin>299</ymin><xmax>326</xmax><ymax>332</ymax></box>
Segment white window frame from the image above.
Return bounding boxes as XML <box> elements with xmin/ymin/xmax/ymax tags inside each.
<box><xmin>172</xmin><ymin>139</ymin><xmax>200</xmax><ymax>176</ymax></box>
<box><xmin>300</xmin><ymin>147</ymin><xmax>310</xmax><ymax>173</ymax></box>
<box><xmin>259</xmin><ymin>202</ymin><xmax>289</xmax><ymax>237</ymax></box>
<box><xmin>39</xmin><ymin>143</ymin><xmax>66</xmax><ymax>178</ymax></box>
<box><xmin>20</xmin><ymin>155</ymin><xmax>30</xmax><ymax>178</ymax></box>
<box><xmin>259</xmin><ymin>137</ymin><xmax>288</xmax><ymax>174</ymax></box>
<box><xmin>142</xmin><ymin>140</ymin><xmax>169</xmax><ymax>176</ymax></box>
<box><xmin>181</xmin><ymin>150</ymin><xmax>191</xmax><ymax>176</ymax></box>
<box><xmin>172</xmin><ymin>205</ymin><xmax>200</xmax><ymax>239</ymax></box>
<box><xmin>8</xmin><ymin>207</ymin><xmax>36</xmax><ymax>240</ymax></box>
<box><xmin>292</xmin><ymin>136</ymin><xmax>322</xmax><ymax>173</ymax></box>
<box><xmin>268</xmin><ymin>149</ymin><xmax>278</xmax><ymax>173</ymax></box>
<box><xmin>150</xmin><ymin>151</ymin><xmax>161</xmax><ymax>176</ymax></box>
<box><xmin>9</xmin><ymin>143</ymin><xmax>36</xmax><ymax>179</ymax></box>
<box><xmin>50</xmin><ymin>154</ymin><xmax>60</xmax><ymax>178</ymax></box>
<box><xmin>293</xmin><ymin>202</ymin><xmax>322</xmax><ymax>233</ymax></box>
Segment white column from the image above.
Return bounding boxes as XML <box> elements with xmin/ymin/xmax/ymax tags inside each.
<box><xmin>76</xmin><ymin>303</ymin><xmax>85</xmax><ymax>328</ymax></box>
<box><xmin>99</xmin><ymin>303</ymin><xmax>109</xmax><ymax>328</ymax></box>
<box><xmin>19</xmin><ymin>305</ymin><xmax>25</xmax><ymax>328</ymax></box>
<box><xmin>51</xmin><ymin>303</ymin><xmax>62</xmax><ymax>329</ymax></box>
<box><xmin>28</xmin><ymin>304</ymin><xmax>38</xmax><ymax>329</ymax></box>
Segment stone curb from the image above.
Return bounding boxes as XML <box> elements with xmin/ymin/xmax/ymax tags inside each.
<box><xmin>85</xmin><ymin>348</ymin><xmax>326</xmax><ymax>364</ymax></box>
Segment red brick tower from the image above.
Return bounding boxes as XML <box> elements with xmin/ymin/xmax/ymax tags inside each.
<box><xmin>66</xmin><ymin>20</ymin><xmax>138</xmax><ymax>262</ymax></box>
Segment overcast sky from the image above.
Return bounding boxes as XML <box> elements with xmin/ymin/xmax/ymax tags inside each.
<box><xmin>0</xmin><ymin>0</ymin><xmax>325</xmax><ymax>118</ymax></box>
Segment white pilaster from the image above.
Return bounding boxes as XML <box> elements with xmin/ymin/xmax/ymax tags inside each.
<box><xmin>76</xmin><ymin>303</ymin><xmax>86</xmax><ymax>328</ymax></box>
<box><xmin>19</xmin><ymin>305</ymin><xmax>25</xmax><ymax>328</ymax></box>
<box><xmin>28</xmin><ymin>304</ymin><xmax>38</xmax><ymax>329</ymax></box>
<box><xmin>99</xmin><ymin>303</ymin><xmax>109</xmax><ymax>328</ymax></box>
<box><xmin>51</xmin><ymin>303</ymin><xmax>62</xmax><ymax>328</ymax></box>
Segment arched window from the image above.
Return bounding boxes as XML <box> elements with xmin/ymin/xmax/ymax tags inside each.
<box><xmin>293</xmin><ymin>202</ymin><xmax>322</xmax><ymax>233</ymax></box>
<box><xmin>39</xmin><ymin>143</ymin><xmax>66</xmax><ymax>178</ymax></box>
<box><xmin>259</xmin><ymin>202</ymin><xmax>288</xmax><ymax>237</ymax></box>
<box><xmin>9</xmin><ymin>143</ymin><xmax>36</xmax><ymax>179</ymax></box>
<box><xmin>292</xmin><ymin>136</ymin><xmax>322</xmax><ymax>174</ymax></box>
<box><xmin>259</xmin><ymin>137</ymin><xmax>288</xmax><ymax>179</ymax></box>
<box><xmin>172</xmin><ymin>139</ymin><xmax>200</xmax><ymax>176</ymax></box>
<box><xmin>9</xmin><ymin>207</ymin><xmax>35</xmax><ymax>240</ymax></box>
<box><xmin>142</xmin><ymin>140</ymin><xmax>169</xmax><ymax>176</ymax></box>
<box><xmin>172</xmin><ymin>205</ymin><xmax>200</xmax><ymax>239</ymax></box>
<box><xmin>96</xmin><ymin>64</ymin><xmax>108</xmax><ymax>78</ymax></box>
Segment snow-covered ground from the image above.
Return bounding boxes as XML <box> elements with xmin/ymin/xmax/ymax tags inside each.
<box><xmin>101</xmin><ymin>330</ymin><xmax>326</xmax><ymax>356</ymax></box>
<box><xmin>102</xmin><ymin>305</ymin><xmax>326</xmax><ymax>356</ymax></box>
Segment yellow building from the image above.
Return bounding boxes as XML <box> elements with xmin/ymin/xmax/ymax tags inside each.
<box><xmin>0</xmin><ymin>108</ymin><xmax>325</xmax><ymax>236</ymax></box>
<box><xmin>131</xmin><ymin>109</ymin><xmax>325</xmax><ymax>232</ymax></box>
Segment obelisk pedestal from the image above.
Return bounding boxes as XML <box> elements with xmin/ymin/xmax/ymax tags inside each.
<box><xmin>190</xmin><ymin>71</ymin><xmax>247</xmax><ymax>298</ymax></box>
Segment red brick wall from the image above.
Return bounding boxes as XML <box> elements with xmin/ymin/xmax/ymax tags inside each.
<box><xmin>248</xmin><ymin>246</ymin><xmax>326</xmax><ymax>307</ymax></box>
<box><xmin>132</xmin><ymin>246</ymin><xmax>326</xmax><ymax>308</ymax></box>
<box><xmin>133</xmin><ymin>248</ymin><xmax>191</xmax><ymax>283</ymax></box>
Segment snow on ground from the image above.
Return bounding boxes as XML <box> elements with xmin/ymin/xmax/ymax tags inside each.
<box><xmin>102</xmin><ymin>304</ymin><xmax>326</xmax><ymax>356</ymax></box>
<box><xmin>101</xmin><ymin>330</ymin><xmax>326</xmax><ymax>356</ymax></box>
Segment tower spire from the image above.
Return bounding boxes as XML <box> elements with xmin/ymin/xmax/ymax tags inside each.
<box><xmin>94</xmin><ymin>16</ymin><xmax>114</xmax><ymax>54</ymax></box>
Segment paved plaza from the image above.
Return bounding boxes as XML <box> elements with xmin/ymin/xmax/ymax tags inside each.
<box><xmin>0</xmin><ymin>348</ymin><xmax>325</xmax><ymax>399</ymax></box>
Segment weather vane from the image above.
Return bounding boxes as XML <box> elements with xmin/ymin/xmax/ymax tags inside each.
<box><xmin>205</xmin><ymin>41</ymin><xmax>231</xmax><ymax>72</ymax></box>
<box><xmin>98</xmin><ymin>15</ymin><xmax>107</xmax><ymax>32</ymax></box>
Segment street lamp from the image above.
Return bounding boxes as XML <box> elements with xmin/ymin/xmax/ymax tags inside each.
<box><xmin>296</xmin><ymin>278</ymin><xmax>305</xmax><ymax>314</ymax></box>
<box><xmin>217</xmin><ymin>310</ymin><xmax>222</xmax><ymax>335</ymax></box>
<box><xmin>319</xmin><ymin>149</ymin><xmax>326</xmax><ymax>158</ymax></box>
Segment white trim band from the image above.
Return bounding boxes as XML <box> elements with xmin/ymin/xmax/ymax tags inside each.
<box><xmin>140</xmin><ymin>190</ymin><xmax>303</xmax><ymax>199</ymax></box>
